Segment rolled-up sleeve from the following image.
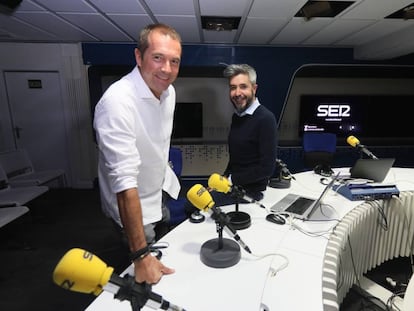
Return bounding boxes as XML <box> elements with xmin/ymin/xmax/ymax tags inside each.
<box><xmin>94</xmin><ymin>93</ymin><xmax>141</xmax><ymax>193</ymax></box>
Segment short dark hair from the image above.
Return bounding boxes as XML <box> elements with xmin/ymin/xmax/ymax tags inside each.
<box><xmin>137</xmin><ymin>23</ymin><xmax>182</xmax><ymax>56</ymax></box>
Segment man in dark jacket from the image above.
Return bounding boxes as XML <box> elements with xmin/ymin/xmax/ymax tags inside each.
<box><xmin>221</xmin><ymin>63</ymin><xmax>277</xmax><ymax>202</ymax></box>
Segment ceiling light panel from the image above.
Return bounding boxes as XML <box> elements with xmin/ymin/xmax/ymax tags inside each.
<box><xmin>249</xmin><ymin>0</ymin><xmax>307</xmax><ymax>19</ymax></box>
<box><xmin>34</xmin><ymin>0</ymin><xmax>96</xmax><ymax>12</ymax></box>
<box><xmin>270</xmin><ymin>17</ymin><xmax>331</xmax><ymax>45</ymax></box>
<box><xmin>199</xmin><ymin>0</ymin><xmax>250</xmax><ymax>16</ymax></box>
<box><xmin>238</xmin><ymin>17</ymin><xmax>287</xmax><ymax>44</ymax></box>
<box><xmin>145</xmin><ymin>0</ymin><xmax>195</xmax><ymax>15</ymax></box>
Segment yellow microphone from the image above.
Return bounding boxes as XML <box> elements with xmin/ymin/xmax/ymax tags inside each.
<box><xmin>53</xmin><ymin>248</ymin><xmax>186</xmax><ymax>311</ymax></box>
<box><xmin>208</xmin><ymin>173</ymin><xmax>266</xmax><ymax>208</ymax></box>
<box><xmin>186</xmin><ymin>184</ymin><xmax>215</xmax><ymax>212</ymax></box>
<box><xmin>208</xmin><ymin>173</ymin><xmax>232</xmax><ymax>193</ymax></box>
<box><xmin>186</xmin><ymin>184</ymin><xmax>252</xmax><ymax>253</ymax></box>
<box><xmin>346</xmin><ymin>135</ymin><xmax>378</xmax><ymax>159</ymax></box>
<box><xmin>346</xmin><ymin>135</ymin><xmax>360</xmax><ymax>148</ymax></box>
<box><xmin>53</xmin><ymin>247</ymin><xmax>112</xmax><ymax>295</ymax></box>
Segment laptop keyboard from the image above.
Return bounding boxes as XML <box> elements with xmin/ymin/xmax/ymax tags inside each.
<box><xmin>285</xmin><ymin>197</ymin><xmax>314</xmax><ymax>215</ymax></box>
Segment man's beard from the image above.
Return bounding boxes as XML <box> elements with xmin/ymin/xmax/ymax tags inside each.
<box><xmin>232</xmin><ymin>95</ymin><xmax>254</xmax><ymax>114</ymax></box>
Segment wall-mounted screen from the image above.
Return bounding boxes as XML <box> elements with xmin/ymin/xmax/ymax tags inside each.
<box><xmin>299</xmin><ymin>94</ymin><xmax>413</xmax><ymax>140</ymax></box>
<box><xmin>172</xmin><ymin>102</ymin><xmax>203</xmax><ymax>139</ymax></box>
<box><xmin>299</xmin><ymin>95</ymin><xmax>363</xmax><ymax>137</ymax></box>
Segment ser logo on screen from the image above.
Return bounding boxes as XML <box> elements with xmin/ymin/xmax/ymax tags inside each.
<box><xmin>316</xmin><ymin>104</ymin><xmax>350</xmax><ymax>118</ymax></box>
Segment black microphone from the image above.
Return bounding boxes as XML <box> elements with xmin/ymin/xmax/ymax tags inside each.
<box><xmin>53</xmin><ymin>248</ymin><xmax>185</xmax><ymax>311</ymax></box>
<box><xmin>275</xmin><ymin>159</ymin><xmax>296</xmax><ymax>180</ymax></box>
<box><xmin>207</xmin><ymin>173</ymin><xmax>266</xmax><ymax>208</ymax></box>
<box><xmin>347</xmin><ymin>135</ymin><xmax>378</xmax><ymax>159</ymax></box>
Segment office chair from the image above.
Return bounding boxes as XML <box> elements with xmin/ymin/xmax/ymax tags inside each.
<box><xmin>302</xmin><ymin>132</ymin><xmax>337</xmax><ymax>176</ymax></box>
<box><xmin>0</xmin><ymin>149</ymin><xmax>66</xmax><ymax>188</ymax></box>
<box><xmin>166</xmin><ymin>147</ymin><xmax>187</xmax><ymax>227</ymax></box>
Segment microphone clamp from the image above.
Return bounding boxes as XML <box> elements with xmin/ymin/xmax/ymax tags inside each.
<box><xmin>230</xmin><ymin>185</ymin><xmax>247</xmax><ymax>199</ymax></box>
<box><xmin>275</xmin><ymin>159</ymin><xmax>295</xmax><ymax>180</ymax></box>
<box><xmin>114</xmin><ymin>274</ymin><xmax>152</xmax><ymax>310</ymax></box>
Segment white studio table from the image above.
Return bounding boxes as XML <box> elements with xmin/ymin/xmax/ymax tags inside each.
<box><xmin>86</xmin><ymin>167</ymin><xmax>414</xmax><ymax>311</ymax></box>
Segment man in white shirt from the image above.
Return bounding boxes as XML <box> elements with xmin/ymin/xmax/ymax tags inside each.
<box><xmin>94</xmin><ymin>23</ymin><xmax>182</xmax><ymax>285</ymax></box>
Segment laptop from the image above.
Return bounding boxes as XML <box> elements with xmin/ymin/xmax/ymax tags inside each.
<box><xmin>270</xmin><ymin>172</ymin><xmax>340</xmax><ymax>220</ymax></box>
<box><xmin>350</xmin><ymin>158</ymin><xmax>395</xmax><ymax>182</ymax></box>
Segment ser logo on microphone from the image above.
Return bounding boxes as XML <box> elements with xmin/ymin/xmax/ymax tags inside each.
<box><xmin>196</xmin><ymin>185</ymin><xmax>208</xmax><ymax>197</ymax></box>
<box><xmin>317</xmin><ymin>104</ymin><xmax>350</xmax><ymax>118</ymax></box>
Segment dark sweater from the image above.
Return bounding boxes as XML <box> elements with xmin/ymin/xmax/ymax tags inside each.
<box><xmin>224</xmin><ymin>105</ymin><xmax>277</xmax><ymax>194</ymax></box>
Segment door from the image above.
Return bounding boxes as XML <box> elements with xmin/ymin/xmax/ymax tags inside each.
<box><xmin>4</xmin><ymin>71</ymin><xmax>70</xmax><ymax>181</ymax></box>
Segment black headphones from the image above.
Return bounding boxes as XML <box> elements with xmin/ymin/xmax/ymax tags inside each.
<box><xmin>314</xmin><ymin>164</ymin><xmax>334</xmax><ymax>177</ymax></box>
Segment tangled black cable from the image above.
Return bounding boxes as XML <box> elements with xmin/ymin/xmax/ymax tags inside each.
<box><xmin>367</xmin><ymin>200</ymin><xmax>388</xmax><ymax>231</ymax></box>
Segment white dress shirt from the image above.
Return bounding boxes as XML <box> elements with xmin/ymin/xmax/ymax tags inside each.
<box><xmin>94</xmin><ymin>66</ymin><xmax>180</xmax><ymax>227</ymax></box>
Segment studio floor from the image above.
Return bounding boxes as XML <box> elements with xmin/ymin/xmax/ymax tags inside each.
<box><xmin>0</xmin><ymin>188</ymin><xmax>412</xmax><ymax>311</ymax></box>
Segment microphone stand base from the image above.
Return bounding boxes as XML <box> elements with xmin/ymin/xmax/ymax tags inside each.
<box><xmin>189</xmin><ymin>211</ymin><xmax>205</xmax><ymax>223</ymax></box>
<box><xmin>226</xmin><ymin>211</ymin><xmax>251</xmax><ymax>230</ymax></box>
<box><xmin>200</xmin><ymin>238</ymin><xmax>241</xmax><ymax>268</ymax></box>
<box><xmin>268</xmin><ymin>177</ymin><xmax>291</xmax><ymax>189</ymax></box>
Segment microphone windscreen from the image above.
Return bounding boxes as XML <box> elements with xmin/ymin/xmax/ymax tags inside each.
<box><xmin>53</xmin><ymin>248</ymin><xmax>113</xmax><ymax>295</ymax></box>
<box><xmin>347</xmin><ymin>135</ymin><xmax>360</xmax><ymax>147</ymax></box>
<box><xmin>187</xmin><ymin>184</ymin><xmax>215</xmax><ymax>212</ymax></box>
<box><xmin>208</xmin><ymin>173</ymin><xmax>231</xmax><ymax>193</ymax></box>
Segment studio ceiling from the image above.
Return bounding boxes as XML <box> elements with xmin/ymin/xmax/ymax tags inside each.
<box><xmin>1</xmin><ymin>0</ymin><xmax>414</xmax><ymax>60</ymax></box>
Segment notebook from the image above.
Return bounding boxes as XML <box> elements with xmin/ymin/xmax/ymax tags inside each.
<box><xmin>350</xmin><ymin>158</ymin><xmax>395</xmax><ymax>182</ymax></box>
<box><xmin>270</xmin><ymin>172</ymin><xmax>340</xmax><ymax>220</ymax></box>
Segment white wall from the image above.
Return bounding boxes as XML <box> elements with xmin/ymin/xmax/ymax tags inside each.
<box><xmin>173</xmin><ymin>77</ymin><xmax>233</xmax><ymax>143</ymax></box>
<box><xmin>172</xmin><ymin>77</ymin><xmax>234</xmax><ymax>176</ymax></box>
<box><xmin>0</xmin><ymin>43</ymin><xmax>96</xmax><ymax>188</ymax></box>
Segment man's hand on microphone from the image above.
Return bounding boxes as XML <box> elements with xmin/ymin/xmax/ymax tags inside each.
<box><xmin>134</xmin><ymin>254</ymin><xmax>175</xmax><ymax>284</ymax></box>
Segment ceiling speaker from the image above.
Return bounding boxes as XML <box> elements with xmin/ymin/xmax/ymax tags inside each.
<box><xmin>201</xmin><ymin>16</ymin><xmax>241</xmax><ymax>31</ymax></box>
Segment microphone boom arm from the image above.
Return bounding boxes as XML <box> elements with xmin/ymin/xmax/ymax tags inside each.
<box><xmin>359</xmin><ymin>144</ymin><xmax>378</xmax><ymax>159</ymax></box>
<box><xmin>231</xmin><ymin>185</ymin><xmax>266</xmax><ymax>208</ymax></box>
<box><xmin>210</xmin><ymin>206</ymin><xmax>252</xmax><ymax>254</ymax></box>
